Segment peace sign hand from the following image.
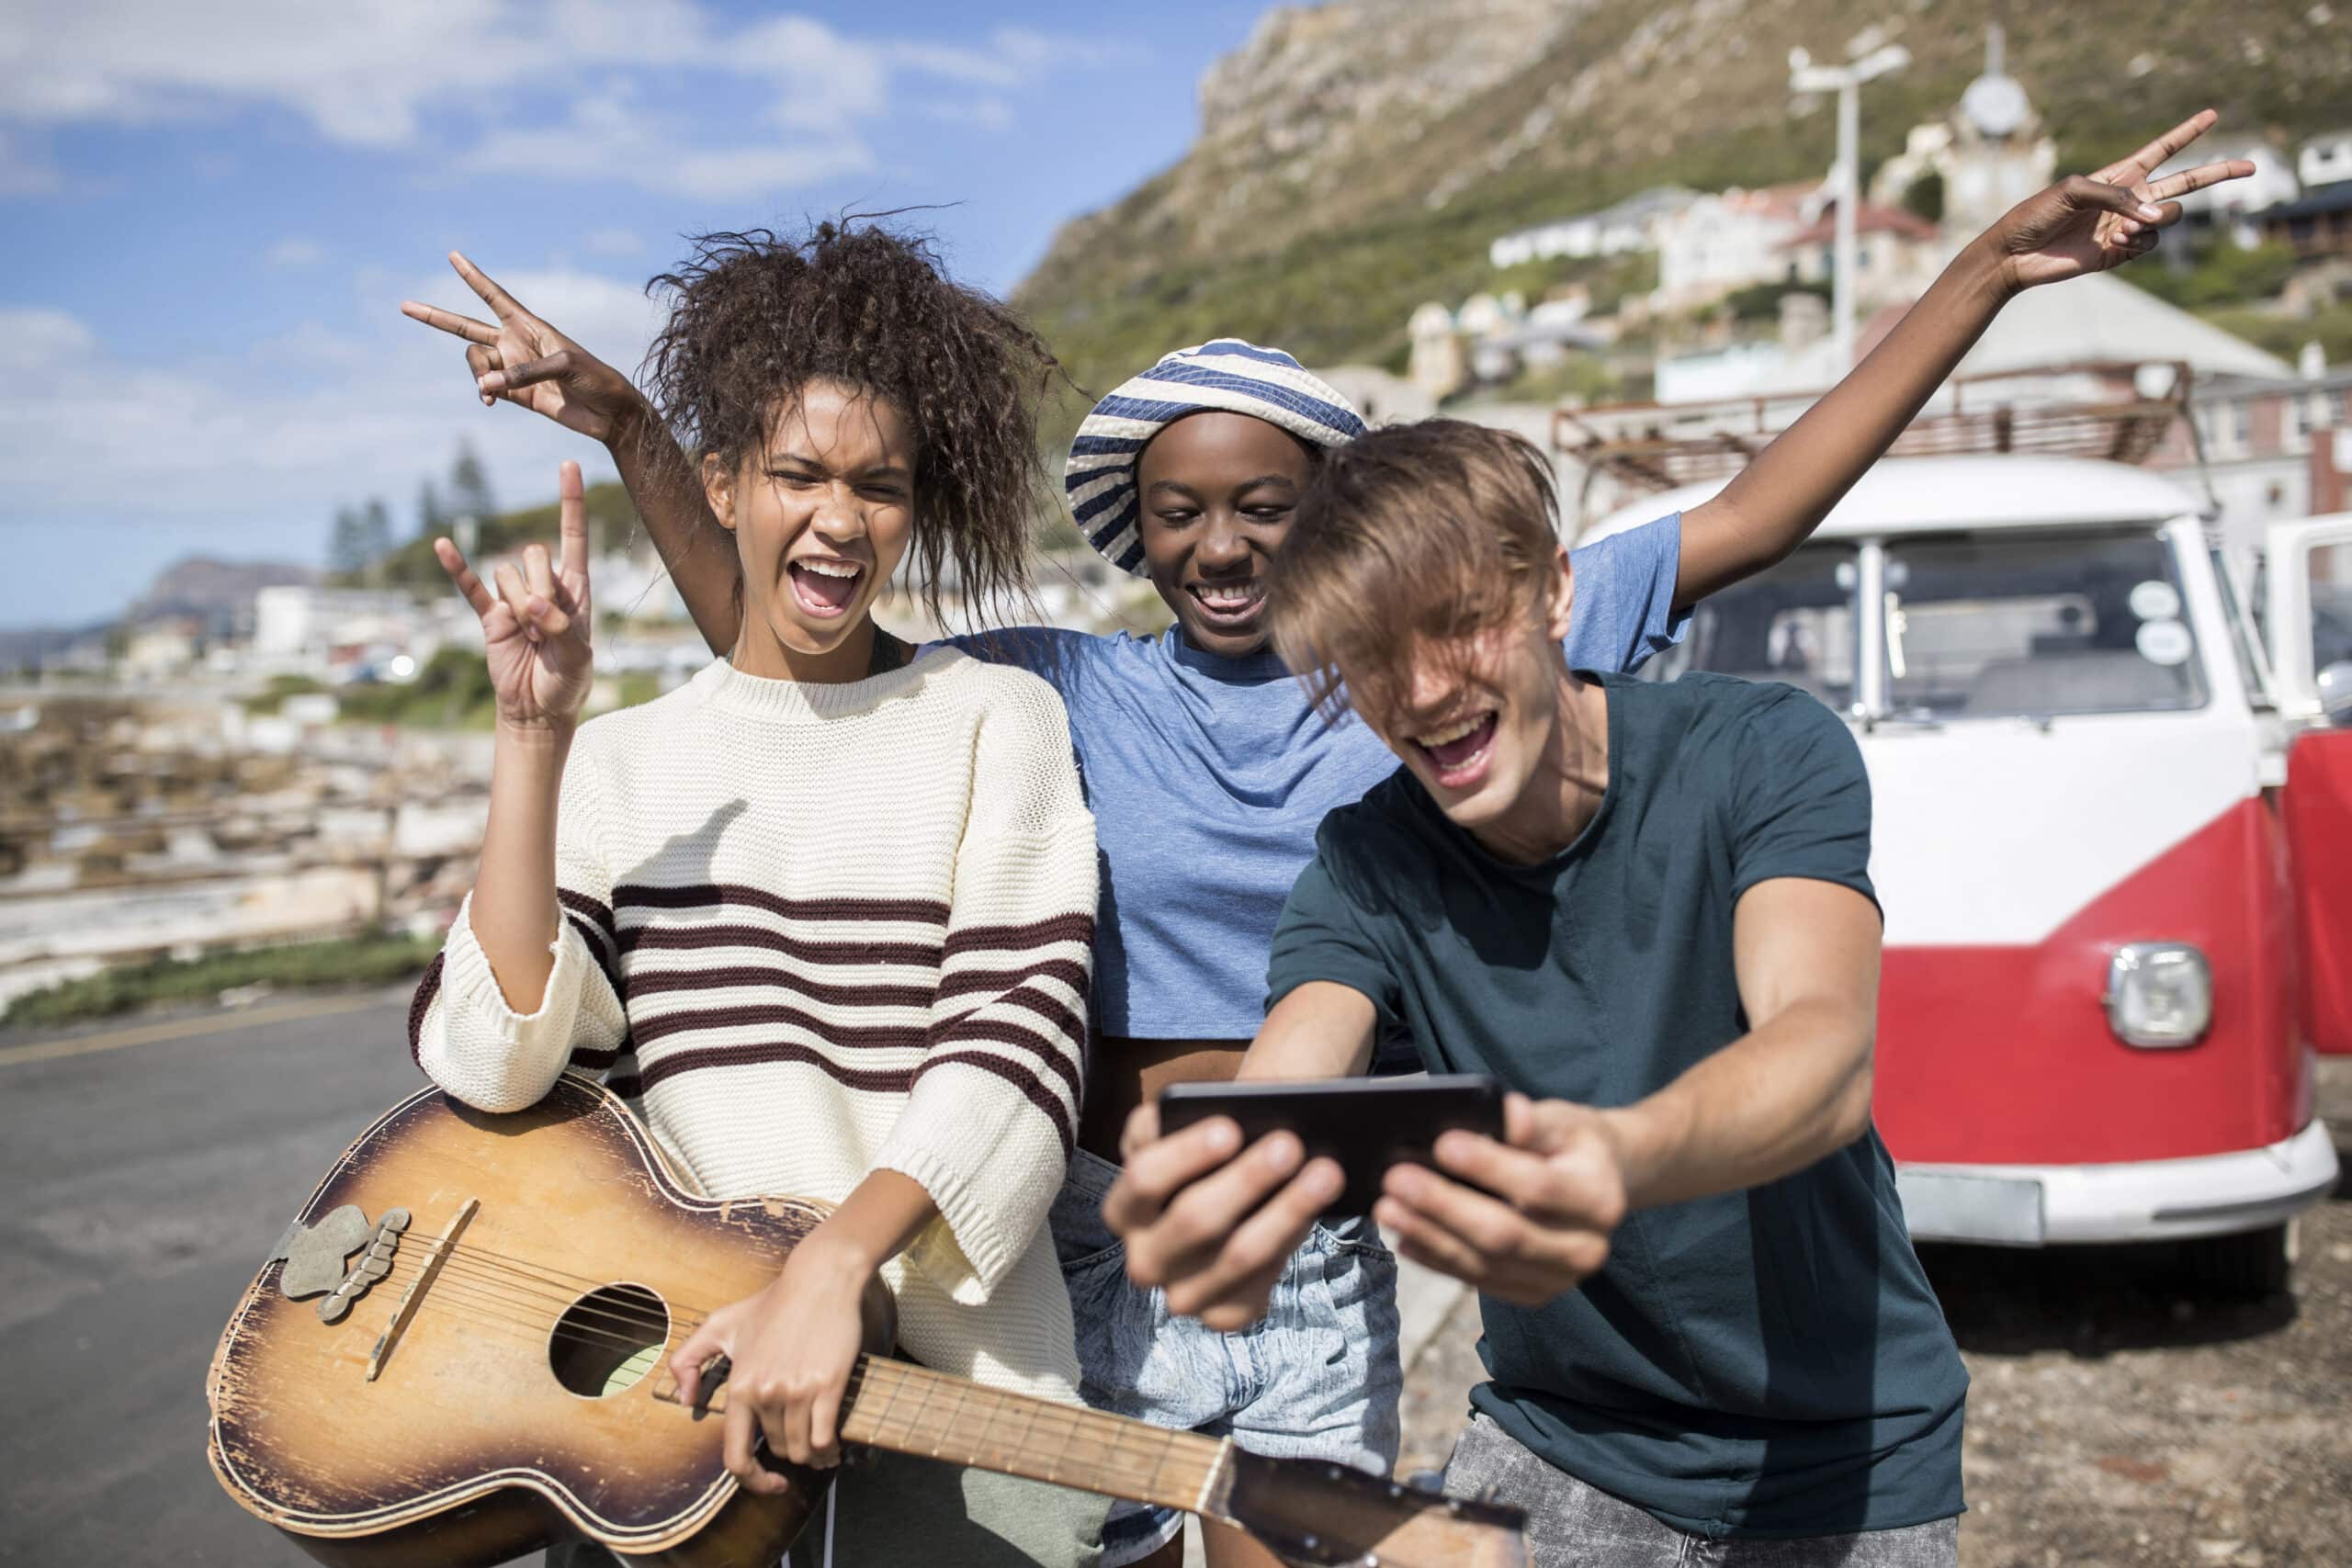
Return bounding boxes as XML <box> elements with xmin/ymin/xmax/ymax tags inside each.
<box><xmin>1985</xmin><ymin>109</ymin><xmax>2256</xmax><ymax>293</ymax></box>
<box><xmin>437</xmin><ymin>461</ymin><xmax>596</xmax><ymax>731</ymax></box>
<box><xmin>401</xmin><ymin>253</ymin><xmax>644</xmax><ymax>444</ymax></box>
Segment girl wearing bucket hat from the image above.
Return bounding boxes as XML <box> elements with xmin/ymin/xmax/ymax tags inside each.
<box><xmin>409</xmin><ymin>124</ymin><xmax>2251</xmax><ymax>1562</ymax></box>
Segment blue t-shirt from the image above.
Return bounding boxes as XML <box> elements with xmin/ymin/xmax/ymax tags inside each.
<box><xmin>945</xmin><ymin>513</ymin><xmax>1686</xmax><ymax>1038</ymax></box>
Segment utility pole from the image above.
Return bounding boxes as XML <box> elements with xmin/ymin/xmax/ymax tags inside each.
<box><xmin>1790</xmin><ymin>41</ymin><xmax>1910</xmax><ymax>372</ymax></box>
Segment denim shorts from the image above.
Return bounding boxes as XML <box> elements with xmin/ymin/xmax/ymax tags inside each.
<box><xmin>1049</xmin><ymin>1148</ymin><xmax>1405</xmax><ymax>1567</ymax></box>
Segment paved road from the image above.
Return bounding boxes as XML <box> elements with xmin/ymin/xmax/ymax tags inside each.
<box><xmin>0</xmin><ymin>990</ymin><xmax>424</xmax><ymax>1565</ymax></box>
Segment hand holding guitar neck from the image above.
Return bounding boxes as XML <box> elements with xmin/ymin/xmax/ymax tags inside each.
<box><xmin>435</xmin><ymin>459</ymin><xmax>594</xmax><ymax>734</ymax></box>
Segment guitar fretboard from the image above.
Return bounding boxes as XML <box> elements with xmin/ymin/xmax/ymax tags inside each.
<box><xmin>654</xmin><ymin>1353</ymin><xmax>1227</xmax><ymax>1511</ymax></box>
<box><xmin>840</xmin><ymin>1356</ymin><xmax>1227</xmax><ymax>1511</ymax></box>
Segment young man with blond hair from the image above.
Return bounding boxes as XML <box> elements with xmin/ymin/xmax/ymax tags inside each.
<box><xmin>1102</xmin><ymin>421</ymin><xmax>1968</xmax><ymax>1565</ymax></box>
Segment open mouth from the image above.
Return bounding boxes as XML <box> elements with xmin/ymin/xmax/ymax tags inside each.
<box><xmin>1187</xmin><ymin>579</ymin><xmax>1266</xmax><ymax>630</ymax></box>
<box><xmin>1408</xmin><ymin>709</ymin><xmax>1499</xmax><ymax>790</ymax></box>
<box><xmin>787</xmin><ymin>557</ymin><xmax>865</xmax><ymax>619</ymax></box>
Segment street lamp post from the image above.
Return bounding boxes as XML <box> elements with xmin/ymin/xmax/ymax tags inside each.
<box><xmin>1790</xmin><ymin>42</ymin><xmax>1910</xmax><ymax>372</ymax></box>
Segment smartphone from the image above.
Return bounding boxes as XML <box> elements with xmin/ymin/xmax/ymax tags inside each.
<box><xmin>1157</xmin><ymin>1074</ymin><xmax>1506</xmax><ymax>1220</ymax></box>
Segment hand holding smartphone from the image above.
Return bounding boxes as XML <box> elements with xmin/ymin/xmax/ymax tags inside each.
<box><xmin>1157</xmin><ymin>1074</ymin><xmax>1506</xmax><ymax>1220</ymax></box>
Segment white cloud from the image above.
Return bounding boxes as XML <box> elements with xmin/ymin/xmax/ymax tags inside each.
<box><xmin>266</xmin><ymin>238</ymin><xmax>325</xmax><ymax>267</ymax></box>
<box><xmin>0</xmin><ymin>0</ymin><xmax>536</xmax><ymax>148</ymax></box>
<box><xmin>0</xmin><ymin>130</ymin><xmax>60</xmax><ymax>195</ymax></box>
<box><xmin>583</xmin><ymin>227</ymin><xmax>643</xmax><ymax>257</ymax></box>
<box><xmin>0</xmin><ymin>278</ymin><xmax>656</xmax><ymax>550</ymax></box>
<box><xmin>922</xmin><ymin>97</ymin><xmax>1017</xmax><ymax>134</ymax></box>
<box><xmin>0</xmin><ymin>309</ymin><xmax>96</xmax><ymax>374</ymax></box>
<box><xmin>460</xmin><ymin>91</ymin><xmax>873</xmax><ymax>199</ymax></box>
<box><xmin>0</xmin><ymin>5</ymin><xmax>1119</xmax><ymax>197</ymax></box>
<box><xmin>894</xmin><ymin>27</ymin><xmax>1133</xmax><ymax>88</ymax></box>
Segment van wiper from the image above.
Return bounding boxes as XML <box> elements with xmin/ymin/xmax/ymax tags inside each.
<box><xmin>1864</xmin><ymin>707</ymin><xmax>1944</xmax><ymax>733</ymax></box>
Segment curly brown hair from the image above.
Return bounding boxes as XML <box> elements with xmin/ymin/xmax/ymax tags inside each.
<box><xmin>640</xmin><ymin>220</ymin><xmax>1063</xmax><ymax>628</ymax></box>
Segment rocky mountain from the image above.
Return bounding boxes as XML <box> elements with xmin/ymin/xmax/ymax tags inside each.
<box><xmin>123</xmin><ymin>557</ymin><xmax>317</xmax><ymax>631</ymax></box>
<box><xmin>1016</xmin><ymin>0</ymin><xmax>2351</xmax><ymax>400</ymax></box>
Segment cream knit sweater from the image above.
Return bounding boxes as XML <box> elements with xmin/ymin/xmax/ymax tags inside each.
<box><xmin>410</xmin><ymin>649</ymin><xmax>1097</xmax><ymax>1403</ymax></box>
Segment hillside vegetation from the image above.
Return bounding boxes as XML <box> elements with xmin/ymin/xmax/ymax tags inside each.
<box><xmin>1014</xmin><ymin>0</ymin><xmax>2351</xmax><ymax>404</ymax></box>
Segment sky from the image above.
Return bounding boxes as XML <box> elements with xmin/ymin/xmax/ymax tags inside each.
<box><xmin>0</xmin><ymin>0</ymin><xmax>1272</xmax><ymax>629</ymax></box>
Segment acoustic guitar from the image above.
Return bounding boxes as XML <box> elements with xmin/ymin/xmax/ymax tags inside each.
<box><xmin>205</xmin><ymin>1073</ymin><xmax>1527</xmax><ymax>1567</ymax></box>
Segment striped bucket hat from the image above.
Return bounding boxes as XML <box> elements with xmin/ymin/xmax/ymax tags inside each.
<box><xmin>1063</xmin><ymin>339</ymin><xmax>1368</xmax><ymax>576</ymax></box>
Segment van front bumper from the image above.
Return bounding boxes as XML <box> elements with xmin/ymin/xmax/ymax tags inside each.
<box><xmin>1895</xmin><ymin>1118</ymin><xmax>2340</xmax><ymax>1246</ymax></box>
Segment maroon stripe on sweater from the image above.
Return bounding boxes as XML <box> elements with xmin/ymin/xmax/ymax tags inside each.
<box><xmin>622</xmin><ymin>965</ymin><xmax>937</xmax><ymax>1010</ymax></box>
<box><xmin>637</xmin><ymin>1041</ymin><xmax>918</xmax><ymax>1094</ymax></box>
<box><xmin>558</xmin><ymin>886</ymin><xmax>618</xmax><ymax>944</ymax></box>
<box><xmin>631</xmin><ymin>1002</ymin><xmax>930</xmax><ymax>1051</ymax></box>
<box><xmin>619</xmin><ymin>924</ymin><xmax>943</xmax><ymax>966</ymax></box>
<box><xmin>977</xmin><ymin>983</ymin><xmax>1088</xmax><ymax>1053</ymax></box>
<box><xmin>927</xmin><ymin>1014</ymin><xmax>1083</xmax><ymax>1105</ymax></box>
<box><xmin>606</xmin><ymin>1073</ymin><xmax>644</xmax><ymax>1100</ymax></box>
<box><xmin>632</xmin><ymin>1043</ymin><xmax>1076</xmax><ymax>1151</ymax></box>
<box><xmin>943</xmin><ymin>914</ymin><xmax>1097</xmax><ymax>961</ymax></box>
<box><xmin>406</xmin><ymin>953</ymin><xmax>445</xmax><ymax>1068</ymax></box>
<box><xmin>615</xmin><ymin>883</ymin><xmax>951</xmax><ymax>927</ymax></box>
<box><xmin>936</xmin><ymin>959</ymin><xmax>1089</xmax><ymax>1001</ymax></box>
<box><xmin>566</xmin><ymin>916</ymin><xmax>623</xmax><ymax>991</ymax></box>
<box><xmin>912</xmin><ymin>1051</ymin><xmax>1076</xmax><ymax>1153</ymax></box>
<box><xmin>570</xmin><ymin>1043</ymin><xmax>625</xmax><ymax>1070</ymax></box>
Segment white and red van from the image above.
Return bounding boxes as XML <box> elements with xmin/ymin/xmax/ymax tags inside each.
<box><xmin>1588</xmin><ymin>455</ymin><xmax>2350</xmax><ymax>1291</ymax></box>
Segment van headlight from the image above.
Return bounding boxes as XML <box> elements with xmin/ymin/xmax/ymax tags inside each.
<box><xmin>2104</xmin><ymin>943</ymin><xmax>2212</xmax><ymax>1047</ymax></box>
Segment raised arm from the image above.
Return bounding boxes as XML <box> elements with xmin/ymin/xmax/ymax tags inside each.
<box><xmin>401</xmin><ymin>253</ymin><xmax>745</xmax><ymax>652</ymax></box>
<box><xmin>1674</xmin><ymin>109</ymin><xmax>2255</xmax><ymax>606</ymax></box>
<box><xmin>411</xmin><ymin>463</ymin><xmax>628</xmax><ymax>1111</ymax></box>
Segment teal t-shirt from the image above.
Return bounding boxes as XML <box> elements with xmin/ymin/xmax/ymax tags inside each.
<box><xmin>1265</xmin><ymin>672</ymin><xmax>1967</xmax><ymax>1540</ymax></box>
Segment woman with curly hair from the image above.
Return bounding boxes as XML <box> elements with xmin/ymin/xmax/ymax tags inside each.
<box><xmin>404</xmin><ymin>225</ymin><xmax>1110</xmax><ymax>1566</ymax></box>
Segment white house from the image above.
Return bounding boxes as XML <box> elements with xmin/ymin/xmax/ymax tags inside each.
<box><xmin>2154</xmin><ymin>134</ymin><xmax>2301</xmax><ymax>248</ymax></box>
<box><xmin>252</xmin><ymin>586</ymin><xmax>423</xmax><ymax>663</ymax></box>
<box><xmin>1653</xmin><ymin>182</ymin><xmax>1821</xmax><ymax>311</ymax></box>
<box><xmin>1778</xmin><ymin>202</ymin><xmax>1943</xmax><ymax>309</ymax></box>
<box><xmin>2299</xmin><ymin>130</ymin><xmax>2352</xmax><ymax>190</ymax></box>
<box><xmin>1488</xmin><ymin>186</ymin><xmax>1696</xmax><ymax>269</ymax></box>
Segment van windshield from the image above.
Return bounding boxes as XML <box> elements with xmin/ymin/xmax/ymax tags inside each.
<box><xmin>1651</xmin><ymin>528</ymin><xmax>2208</xmax><ymax>718</ymax></box>
<box><xmin>1650</xmin><ymin>543</ymin><xmax>1860</xmax><ymax>711</ymax></box>
<box><xmin>1883</xmin><ymin>531</ymin><xmax>2205</xmax><ymax>717</ymax></box>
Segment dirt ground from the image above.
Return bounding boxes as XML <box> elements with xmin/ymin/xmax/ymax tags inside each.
<box><xmin>1396</xmin><ymin>1061</ymin><xmax>2352</xmax><ymax>1567</ymax></box>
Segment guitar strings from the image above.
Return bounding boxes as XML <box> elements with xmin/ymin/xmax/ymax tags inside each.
<box><xmin>336</xmin><ymin>1285</ymin><xmax>1224</xmax><ymax>1499</ymax></box>
<box><xmin>320</xmin><ymin>1235</ymin><xmax>1230</xmax><ymax>1500</ymax></box>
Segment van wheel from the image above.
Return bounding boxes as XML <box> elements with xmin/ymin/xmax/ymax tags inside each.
<box><xmin>2181</xmin><ymin>1222</ymin><xmax>2294</xmax><ymax>1300</ymax></box>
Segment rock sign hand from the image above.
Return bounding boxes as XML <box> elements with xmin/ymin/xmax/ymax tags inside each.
<box><xmin>436</xmin><ymin>460</ymin><xmax>595</xmax><ymax>731</ymax></box>
<box><xmin>401</xmin><ymin>253</ymin><xmax>641</xmax><ymax>440</ymax></box>
<box><xmin>1993</xmin><ymin>109</ymin><xmax>2256</xmax><ymax>291</ymax></box>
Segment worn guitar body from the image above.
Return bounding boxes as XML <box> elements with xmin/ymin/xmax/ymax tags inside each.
<box><xmin>208</xmin><ymin>1076</ymin><xmax>1527</xmax><ymax>1568</ymax></box>
<box><xmin>207</xmin><ymin>1077</ymin><xmax>864</xmax><ymax>1567</ymax></box>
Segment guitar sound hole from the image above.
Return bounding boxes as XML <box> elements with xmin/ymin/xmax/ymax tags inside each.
<box><xmin>548</xmin><ymin>1283</ymin><xmax>670</xmax><ymax>1399</ymax></box>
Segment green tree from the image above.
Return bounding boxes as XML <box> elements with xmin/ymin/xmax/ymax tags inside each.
<box><xmin>1901</xmin><ymin>170</ymin><xmax>1945</xmax><ymax>225</ymax></box>
<box><xmin>328</xmin><ymin>506</ymin><xmax>368</xmax><ymax>577</ymax></box>
<box><xmin>358</xmin><ymin>498</ymin><xmax>394</xmax><ymax>585</ymax></box>
<box><xmin>448</xmin><ymin>441</ymin><xmax>496</xmax><ymax>525</ymax></box>
<box><xmin>416</xmin><ymin>479</ymin><xmax>447</xmax><ymax>541</ymax></box>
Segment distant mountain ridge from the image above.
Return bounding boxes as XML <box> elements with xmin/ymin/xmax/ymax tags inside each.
<box><xmin>124</xmin><ymin>557</ymin><xmax>318</xmax><ymax>631</ymax></box>
<box><xmin>1014</xmin><ymin>0</ymin><xmax>2351</xmax><ymax>400</ymax></box>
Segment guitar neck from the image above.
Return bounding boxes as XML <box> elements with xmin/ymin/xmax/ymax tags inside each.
<box><xmin>838</xmin><ymin>1355</ymin><xmax>1229</xmax><ymax>1516</ymax></box>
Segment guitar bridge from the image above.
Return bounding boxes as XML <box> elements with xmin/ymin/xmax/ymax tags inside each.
<box><xmin>266</xmin><ymin>1205</ymin><xmax>411</xmax><ymax>1323</ymax></box>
